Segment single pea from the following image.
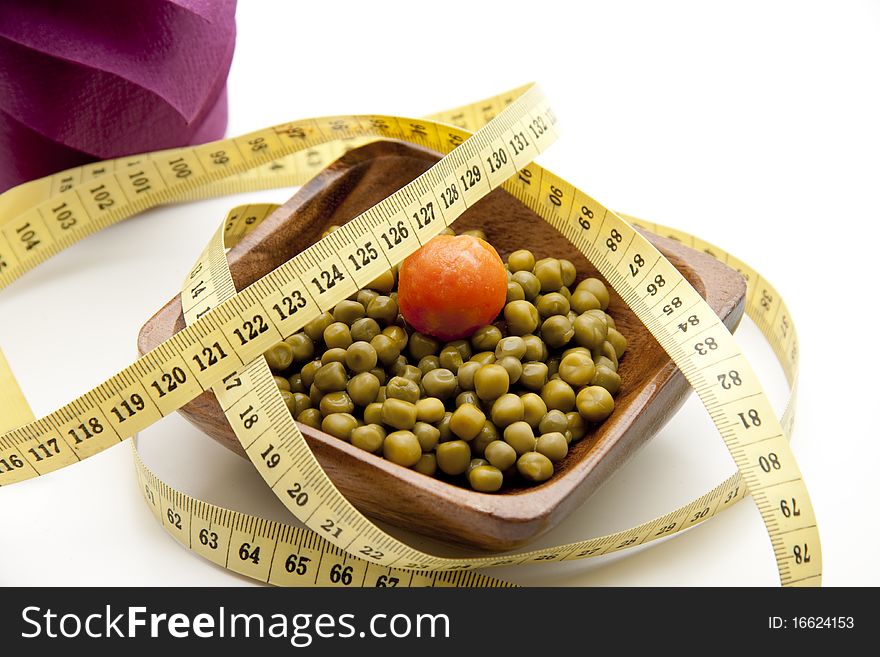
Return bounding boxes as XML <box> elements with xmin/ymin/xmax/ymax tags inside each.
<box><xmin>536</xmin><ymin>292</ymin><xmax>570</xmax><ymax>318</ymax></box>
<box><xmin>344</xmin><ymin>341</ymin><xmax>377</xmax><ymax>373</ymax></box>
<box><xmin>356</xmin><ymin>288</ymin><xmax>380</xmax><ymax>308</ymax></box>
<box><xmin>495</xmin><ymin>336</ymin><xmax>527</xmax><ymax>360</ymax></box>
<box><xmin>313</xmin><ymin>361</ymin><xmax>347</xmax><ymax>393</ymax></box>
<box><xmin>418</xmin><ymin>355</ymin><xmax>441</xmax><ymax>376</ymax></box>
<box><xmin>457</xmin><ymin>361</ymin><xmax>482</xmax><ymax>391</ymax></box>
<box><xmin>299</xmin><ymin>360</ymin><xmax>322</xmax><ymax>389</ymax></box>
<box><xmin>413</xmin><ymin>453</ymin><xmax>437</xmax><ymax>476</ymax></box>
<box><xmin>367</xmin><ymin>295</ymin><xmax>399</xmax><ymax>325</ymax></box>
<box><xmin>504</xmin><ymin>300</ymin><xmax>540</xmax><ymax>335</ymax></box>
<box><xmin>490</xmin><ymin>393</ymin><xmax>525</xmax><ymax>428</ymax></box>
<box><xmin>368</xmin><ymin>269</ymin><xmax>396</xmax><ymax>293</ymax></box>
<box><xmin>470</xmin><ymin>420</ymin><xmax>498</xmax><ymax>455</ymax></box>
<box><xmin>436</xmin><ymin>440</ymin><xmax>472</xmax><ymax>475</ymax></box>
<box><xmin>383</xmin><ymin>430</ymin><xmax>423</xmax><ymax>467</ymax></box>
<box><xmin>471</xmin><ymin>351</ymin><xmax>497</xmax><ymax>365</ymax></box>
<box><xmin>398</xmin><ymin>365</ymin><xmax>422</xmax><ymax>384</ymax></box>
<box><xmin>571</xmin><ymin>289</ymin><xmax>601</xmax><ymax>313</ymax></box>
<box><xmin>541</xmin><ymin>379</ymin><xmax>576</xmax><ymax>412</ymax></box>
<box><xmin>319</xmin><ymin>348</ymin><xmax>346</xmax><ymax>365</ymax></box>
<box><xmin>520</xmin><ymin>393</ymin><xmax>548</xmax><ymax>429</ymax></box>
<box><xmin>576</xmin><ymin>278</ymin><xmax>610</xmax><ymax>310</ymax></box>
<box><xmin>506</xmin><ymin>281</ymin><xmax>526</xmax><ymax>303</ymax></box>
<box><xmin>474</xmin><ymin>364</ymin><xmax>509</xmax><ymax>401</ymax></box>
<box><xmin>508</xmin><ymin>249</ymin><xmax>536</xmax><ymax>273</ymax></box>
<box><xmin>456</xmin><ymin>391</ymin><xmax>482</xmax><ymax>409</ymax></box>
<box><xmin>439</xmin><ymin>346</ymin><xmax>464</xmax><ymax>373</ymax></box>
<box><xmin>558</xmin><ymin>352</ymin><xmax>596</xmax><ymax>388</ymax></box>
<box><xmin>517</xmin><ymin>451</ymin><xmax>554</xmax><ymax>483</ymax></box>
<box><xmin>350</xmin><ymin>424</ymin><xmax>386</xmax><ymax>453</ymax></box>
<box><xmin>279</xmin><ymin>390</ymin><xmax>296</xmax><ymax>414</ymax></box>
<box><xmin>409</xmin><ymin>332</ymin><xmax>440</xmax><ymax>360</ymax></box>
<box><xmin>364</xmin><ymin>402</ymin><xmax>384</xmax><ymax>425</ymax></box>
<box><xmin>577</xmin><ymin>385</ymin><xmax>615</xmax><ymax>422</ymax></box>
<box><xmin>540</xmin><ymin>315</ymin><xmax>574</xmax><ymax>348</ymax></box>
<box><xmin>263</xmin><ymin>342</ymin><xmax>294</xmax><ymax>372</ymax></box>
<box><xmin>606</xmin><ymin>327</ymin><xmax>627</xmax><ymax>359</ymax></box>
<box><xmin>320</xmin><ymin>391</ymin><xmax>355</xmax><ymax>415</ymax></box>
<box><xmin>288</xmin><ymin>372</ymin><xmax>305</xmax><ymax>394</ymax></box>
<box><xmin>522</xmin><ymin>334</ymin><xmax>547</xmax><ymax>361</ymax></box>
<box><xmin>412</xmin><ymin>421</ymin><xmax>441</xmax><ymax>452</ymax></box>
<box><xmin>323</xmin><ymin>322</ymin><xmax>353</xmax><ymax>349</ymax></box>
<box><xmin>593</xmin><ymin>356</ymin><xmax>617</xmax><ymax>373</ymax></box>
<box><xmin>591</xmin><ymin>365</ymin><xmax>621</xmax><ymax>396</ymax></box>
<box><xmin>296</xmin><ymin>408</ymin><xmax>323</xmax><ymax>429</ymax></box>
<box><xmin>450</xmin><ymin>403</ymin><xmax>486</xmax><ymax>441</ymax></box>
<box><xmin>437</xmin><ymin>411</ymin><xmax>454</xmax><ymax>442</ymax></box>
<box><xmin>468</xmin><ymin>465</ymin><xmax>504</xmax><ymax>492</ymax></box>
<box><xmin>519</xmin><ymin>361</ymin><xmax>549</xmax><ymax>391</ymax></box>
<box><xmin>497</xmin><ymin>356</ymin><xmax>523</xmax><ymax>384</ymax></box>
<box><xmin>566</xmin><ymin>412</ymin><xmax>587</xmax><ymax>441</ymax></box>
<box><xmin>321</xmin><ymin>412</ymin><xmax>359</xmax><ymax>441</ymax></box>
<box><xmin>471</xmin><ymin>325</ymin><xmax>503</xmax><ymax>352</ymax></box>
<box><xmin>539</xmin><ymin>409</ymin><xmax>569</xmax><ymax>435</ymax></box>
<box><xmin>381</xmin><ymin>398</ymin><xmax>418</xmax><ymax>430</ymax></box>
<box><xmin>350</xmin><ymin>317</ymin><xmax>381</xmax><ymax>343</ymax></box>
<box><xmin>573</xmin><ymin>313</ymin><xmax>608</xmax><ymax>350</ymax></box>
<box><xmin>288</xmin><ymin>392</ymin><xmax>312</xmax><ymax>417</ymax></box>
<box><xmin>285</xmin><ymin>332</ymin><xmax>315</xmax><ymax>363</ymax></box>
<box><xmin>533</xmin><ymin>258</ymin><xmax>564</xmax><ymax>292</ymax></box>
<box><xmin>416</xmin><ymin>397</ymin><xmax>445</xmax><ymax>423</ymax></box>
<box><xmin>462</xmin><ymin>228</ymin><xmax>487</xmax><ymax>240</ymax></box>
<box><xmin>511</xmin><ymin>270</ymin><xmax>541</xmax><ymax>300</ymax></box>
<box><xmin>347</xmin><ymin>372</ymin><xmax>380</xmax><ymax>406</ymax></box>
<box><xmin>333</xmin><ymin>300</ymin><xmax>365</xmax><ymax>325</ymax></box>
<box><xmin>447</xmin><ymin>339</ymin><xmax>472</xmax><ymax>361</ymax></box>
<box><xmin>303</xmin><ymin>311</ymin><xmax>333</xmax><ymax>341</ymax></box>
<box><xmin>422</xmin><ymin>368</ymin><xmax>458</xmax><ymax>400</ymax></box>
<box><xmin>503</xmin><ymin>421</ymin><xmax>536</xmax><ymax>455</ymax></box>
<box><xmin>562</xmin><ymin>346</ymin><xmax>590</xmax><ymax>359</ymax></box>
<box><xmin>274</xmin><ymin>375</ymin><xmax>291</xmax><ymax>392</ymax></box>
<box><xmin>584</xmin><ymin>308</ymin><xmax>609</xmax><ymax>325</ymax></box>
<box><xmin>484</xmin><ymin>440</ymin><xmax>517</xmax><ymax>471</ymax></box>
<box><xmin>370</xmin><ymin>334</ymin><xmax>400</xmax><ymax>367</ymax></box>
<box><xmin>537</xmin><ymin>432</ymin><xmax>569</xmax><ymax>462</ymax></box>
<box><xmin>595</xmin><ymin>342</ymin><xmax>618</xmax><ymax>371</ymax></box>
<box><xmin>386</xmin><ymin>376</ymin><xmax>421</xmax><ymax>404</ymax></box>
<box><xmin>369</xmin><ymin>368</ymin><xmax>387</xmax><ymax>386</ymax></box>
<box><xmin>559</xmin><ymin>259</ymin><xmax>577</xmax><ymax>287</ymax></box>
<box><xmin>391</xmin><ymin>357</ymin><xmax>408</xmax><ymax>378</ymax></box>
<box><xmin>382</xmin><ymin>325</ymin><xmax>408</xmax><ymax>351</ymax></box>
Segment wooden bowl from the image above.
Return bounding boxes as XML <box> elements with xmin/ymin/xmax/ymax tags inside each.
<box><xmin>138</xmin><ymin>141</ymin><xmax>746</xmax><ymax>551</ymax></box>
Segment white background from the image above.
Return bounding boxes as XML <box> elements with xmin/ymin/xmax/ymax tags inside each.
<box><xmin>1</xmin><ymin>0</ymin><xmax>877</xmax><ymax>586</ymax></box>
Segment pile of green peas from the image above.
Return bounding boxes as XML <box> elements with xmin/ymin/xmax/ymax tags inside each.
<box><xmin>262</xmin><ymin>227</ymin><xmax>626</xmax><ymax>493</ymax></box>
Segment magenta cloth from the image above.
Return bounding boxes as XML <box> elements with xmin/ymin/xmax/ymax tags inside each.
<box><xmin>0</xmin><ymin>0</ymin><xmax>236</xmax><ymax>192</ymax></box>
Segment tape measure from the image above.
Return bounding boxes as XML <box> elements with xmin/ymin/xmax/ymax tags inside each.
<box><xmin>0</xmin><ymin>84</ymin><xmax>820</xmax><ymax>587</ymax></box>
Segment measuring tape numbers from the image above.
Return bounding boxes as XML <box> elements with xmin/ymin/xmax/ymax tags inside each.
<box><xmin>0</xmin><ymin>84</ymin><xmax>820</xmax><ymax>587</ymax></box>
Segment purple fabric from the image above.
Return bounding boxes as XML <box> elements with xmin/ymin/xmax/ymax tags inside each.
<box><xmin>0</xmin><ymin>0</ymin><xmax>236</xmax><ymax>192</ymax></box>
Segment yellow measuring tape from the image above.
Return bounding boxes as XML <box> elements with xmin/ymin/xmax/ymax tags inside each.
<box><xmin>0</xmin><ymin>84</ymin><xmax>819</xmax><ymax>587</ymax></box>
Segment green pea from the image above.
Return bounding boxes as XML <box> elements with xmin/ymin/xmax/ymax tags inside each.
<box><xmin>470</xmin><ymin>351</ymin><xmax>497</xmax><ymax>365</ymax></box>
<box><xmin>468</xmin><ymin>465</ymin><xmax>503</xmax><ymax>492</ymax></box>
<box><xmin>448</xmin><ymin>339</ymin><xmax>472</xmax><ymax>361</ymax></box>
<box><xmin>369</xmin><ymin>368</ymin><xmax>387</xmax><ymax>386</ymax></box>
<box><xmin>288</xmin><ymin>372</ymin><xmax>305</xmax><ymax>394</ymax></box>
<box><xmin>462</xmin><ymin>228</ymin><xmax>487</xmax><ymax>240</ymax></box>
<box><xmin>495</xmin><ymin>336</ymin><xmax>527</xmax><ymax>360</ymax></box>
<box><xmin>263</xmin><ymin>342</ymin><xmax>294</xmax><ymax>372</ymax></box>
<box><xmin>436</xmin><ymin>440</ymin><xmax>472</xmax><ymax>475</ymax></box>
<box><xmin>356</xmin><ymin>288</ymin><xmax>380</xmax><ymax>308</ymax></box>
<box><xmin>320</xmin><ymin>392</ymin><xmax>354</xmax><ymax>415</ymax></box>
<box><xmin>439</xmin><ymin>346</ymin><xmax>464</xmax><ymax>373</ymax></box>
<box><xmin>539</xmin><ymin>409</ymin><xmax>569</xmax><ymax>435</ymax></box>
<box><xmin>288</xmin><ymin>392</ymin><xmax>312</xmax><ymax>417</ymax></box>
<box><xmin>381</xmin><ymin>398</ymin><xmax>418</xmax><ymax>430</ymax></box>
<box><xmin>508</xmin><ymin>249</ymin><xmax>536</xmax><ymax>273</ymax></box>
<box><xmin>368</xmin><ymin>269</ymin><xmax>396</xmax><ymax>294</ymax></box>
<box><xmin>296</xmin><ymin>408</ymin><xmax>323</xmax><ymax>429</ymax></box>
<box><xmin>279</xmin><ymin>390</ymin><xmax>296</xmax><ymax>414</ymax></box>
<box><xmin>537</xmin><ymin>432</ymin><xmax>569</xmax><ymax>462</ymax></box>
<box><xmin>408</xmin><ymin>332</ymin><xmax>439</xmax><ymax>360</ymax></box>
<box><xmin>386</xmin><ymin>376</ymin><xmax>420</xmax><ymax>404</ymax></box>
<box><xmin>540</xmin><ymin>315</ymin><xmax>574</xmax><ymax>348</ymax></box>
<box><xmin>299</xmin><ymin>360</ymin><xmax>322</xmax><ymax>389</ymax></box>
<box><xmin>303</xmin><ymin>311</ymin><xmax>333</xmax><ymax>341</ymax></box>
<box><xmin>571</xmin><ymin>289</ymin><xmax>601</xmax><ymax>313</ymax></box>
<box><xmin>312</xmin><ymin>361</ymin><xmax>346</xmax><ymax>392</ymax></box>
<box><xmin>274</xmin><ymin>375</ymin><xmax>291</xmax><ymax>392</ymax></box>
<box><xmin>437</xmin><ymin>411</ymin><xmax>454</xmax><ymax>442</ymax></box>
<box><xmin>596</xmin><ymin>341</ymin><xmax>619</xmax><ymax>370</ymax></box>
<box><xmin>321</xmin><ymin>412</ymin><xmax>359</xmax><ymax>441</ymax></box>
<box><xmin>606</xmin><ymin>327</ymin><xmax>627</xmax><ymax>359</ymax></box>
<box><xmin>284</xmin><ymin>333</ymin><xmax>315</xmax><ymax>363</ymax></box>
<box><xmin>604</xmin><ymin>312</ymin><xmax>617</xmax><ymax>330</ymax></box>
<box><xmin>573</xmin><ymin>313</ymin><xmax>608</xmax><ymax>350</ymax></box>
<box><xmin>517</xmin><ymin>451</ymin><xmax>554</xmax><ymax>482</ymax></box>
<box><xmin>450</xmin><ymin>403</ymin><xmax>486</xmax><ymax>441</ymax></box>
<box><xmin>593</xmin><ymin>356</ymin><xmax>617</xmax><ymax>373</ymax></box>
<box><xmin>456</xmin><ymin>391</ymin><xmax>482</xmax><ymax>409</ymax></box>
<box><xmin>415</xmin><ymin>397</ymin><xmax>446</xmax><ymax>423</ymax></box>
<box><xmin>536</xmin><ymin>292</ymin><xmax>570</xmax><ymax>318</ymax></box>
<box><xmin>576</xmin><ymin>278</ymin><xmax>610</xmax><ymax>310</ymax></box>
<box><xmin>382</xmin><ymin>325</ymin><xmax>409</xmax><ymax>352</ymax></box>
<box><xmin>367</xmin><ymin>295</ymin><xmax>399</xmax><ymax>325</ymax></box>
<box><xmin>333</xmin><ymin>300</ymin><xmax>365</xmax><ymax>324</ymax></box>
<box><xmin>496</xmin><ymin>356</ymin><xmax>522</xmax><ymax>384</ymax></box>
<box><xmin>558</xmin><ymin>352</ymin><xmax>596</xmax><ymax>388</ymax></box>
<box><xmin>457</xmin><ymin>361</ymin><xmax>481</xmax><ymax>391</ymax></box>
<box><xmin>375</xmin><ymin>386</ymin><xmax>387</xmax><ymax>403</ymax></box>
<box><xmin>413</xmin><ymin>422</ymin><xmax>441</xmax><ymax>452</ymax></box>
<box><xmin>471</xmin><ymin>325</ymin><xmax>503</xmax><ymax>352</ymax></box>
<box><xmin>418</xmin><ymin>355</ymin><xmax>441</xmax><ymax>376</ymax></box>
<box><xmin>511</xmin><ymin>270</ymin><xmax>540</xmax><ymax>300</ymax></box>
<box><xmin>576</xmin><ymin>385</ymin><xmax>615</xmax><ymax>423</ymax></box>
<box><xmin>350</xmin><ymin>317</ymin><xmax>381</xmax><ymax>343</ymax></box>
<box><xmin>566</xmin><ymin>412</ymin><xmax>587</xmax><ymax>441</ymax></box>
<box><xmin>490</xmin><ymin>393</ymin><xmax>525</xmax><ymax>428</ymax></box>
<box><xmin>422</xmin><ymin>368</ymin><xmax>457</xmax><ymax>400</ymax></box>
<box><xmin>413</xmin><ymin>453</ymin><xmax>437</xmax><ymax>476</ymax></box>
<box><xmin>474</xmin><ymin>364</ymin><xmax>509</xmax><ymax>401</ymax></box>
<box><xmin>347</xmin><ymin>372</ymin><xmax>380</xmax><ymax>406</ymax></box>
<box><xmin>504</xmin><ymin>300</ymin><xmax>540</xmax><ymax>335</ymax></box>
<box><xmin>383</xmin><ymin>430</ymin><xmax>422</xmax><ymax>467</ymax></box>
<box><xmin>364</xmin><ymin>402</ymin><xmax>384</xmax><ymax>425</ymax></box>
<box><xmin>519</xmin><ymin>362</ymin><xmax>549</xmax><ymax>391</ymax></box>
<box><xmin>546</xmin><ymin>357</ymin><xmax>560</xmax><ymax>378</ymax></box>
<box><xmin>591</xmin><ymin>365</ymin><xmax>621</xmax><ymax>395</ymax></box>
<box><xmin>503</xmin><ymin>421</ymin><xmax>536</xmax><ymax>455</ymax></box>
<box><xmin>351</xmin><ymin>424</ymin><xmax>386</xmax><ymax>453</ymax></box>
<box><xmin>522</xmin><ymin>334</ymin><xmax>547</xmax><ymax>361</ymax></box>
<box><xmin>370</xmin><ymin>334</ymin><xmax>400</xmax><ymax>367</ymax></box>
<box><xmin>520</xmin><ymin>393</ymin><xmax>548</xmax><ymax>429</ymax></box>
<box><xmin>467</xmin><ymin>458</ymin><xmax>490</xmax><ymax>476</ymax></box>
<box><xmin>484</xmin><ymin>440</ymin><xmax>517</xmax><ymax>470</ymax></box>
<box><xmin>323</xmin><ymin>322</ymin><xmax>353</xmax><ymax>349</ymax></box>
<box><xmin>506</xmin><ymin>281</ymin><xmax>526</xmax><ymax>303</ymax></box>
<box><xmin>541</xmin><ymin>379</ymin><xmax>576</xmax><ymax>412</ymax></box>
<box><xmin>559</xmin><ymin>259</ymin><xmax>577</xmax><ymax>287</ymax></box>
<box><xmin>471</xmin><ymin>420</ymin><xmax>498</xmax><ymax>455</ymax></box>
<box><xmin>343</xmin><ymin>341</ymin><xmax>376</xmax><ymax>373</ymax></box>
<box><xmin>533</xmin><ymin>258</ymin><xmax>564</xmax><ymax>292</ymax></box>
<box><xmin>398</xmin><ymin>365</ymin><xmax>422</xmax><ymax>384</ymax></box>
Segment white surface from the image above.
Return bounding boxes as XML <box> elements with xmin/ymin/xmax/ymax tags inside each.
<box><xmin>1</xmin><ymin>0</ymin><xmax>877</xmax><ymax>586</ymax></box>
